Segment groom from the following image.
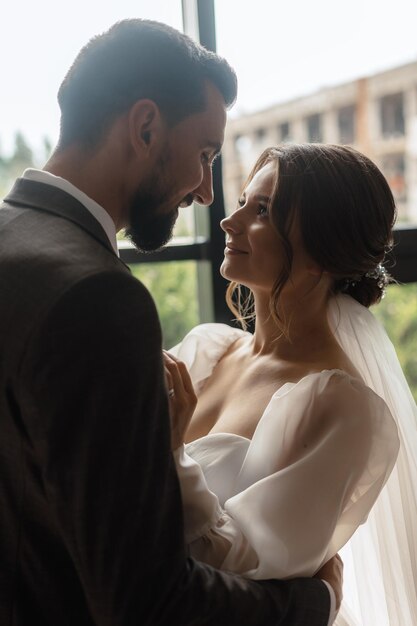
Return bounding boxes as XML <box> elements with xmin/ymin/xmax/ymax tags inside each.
<box><xmin>0</xmin><ymin>19</ymin><xmax>340</xmax><ymax>625</ymax></box>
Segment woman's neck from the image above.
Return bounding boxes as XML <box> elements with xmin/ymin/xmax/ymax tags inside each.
<box><xmin>250</xmin><ymin>290</ymin><xmax>338</xmax><ymax>363</ymax></box>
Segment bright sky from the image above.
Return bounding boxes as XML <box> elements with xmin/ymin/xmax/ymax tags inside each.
<box><xmin>1</xmin><ymin>0</ymin><xmax>417</xmax><ymax>158</ymax></box>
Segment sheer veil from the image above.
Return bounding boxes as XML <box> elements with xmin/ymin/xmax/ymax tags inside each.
<box><xmin>328</xmin><ymin>294</ymin><xmax>417</xmax><ymax>625</ymax></box>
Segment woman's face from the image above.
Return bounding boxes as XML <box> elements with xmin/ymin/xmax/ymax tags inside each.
<box><xmin>220</xmin><ymin>161</ymin><xmax>284</xmax><ymax>293</ymax></box>
<box><xmin>220</xmin><ymin>161</ymin><xmax>319</xmax><ymax>296</ymax></box>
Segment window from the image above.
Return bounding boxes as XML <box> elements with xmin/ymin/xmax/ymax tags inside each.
<box><xmin>3</xmin><ymin>0</ymin><xmax>417</xmax><ymax>338</ymax></box>
<box><xmin>306</xmin><ymin>114</ymin><xmax>323</xmax><ymax>142</ymax></box>
<box><xmin>234</xmin><ymin>134</ymin><xmax>252</xmax><ymax>157</ymax></box>
<box><xmin>0</xmin><ymin>1</ymin><xmax>234</xmax><ymax>331</ymax></box>
<box><xmin>337</xmin><ymin>105</ymin><xmax>356</xmax><ymax>144</ymax></box>
<box><xmin>255</xmin><ymin>127</ymin><xmax>267</xmax><ymax>142</ymax></box>
<box><xmin>278</xmin><ymin>122</ymin><xmax>291</xmax><ymax>142</ymax></box>
<box><xmin>1</xmin><ymin>1</ymin><xmax>183</xmax><ymax>160</ymax></box>
<box><xmin>380</xmin><ymin>93</ymin><xmax>405</xmax><ymax>138</ymax></box>
<box><xmin>380</xmin><ymin>152</ymin><xmax>407</xmax><ymax>206</ymax></box>
<box><xmin>131</xmin><ymin>261</ymin><xmax>199</xmax><ymax>348</ymax></box>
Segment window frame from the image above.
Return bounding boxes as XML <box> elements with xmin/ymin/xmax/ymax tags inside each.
<box><xmin>120</xmin><ymin>0</ymin><xmax>417</xmax><ymax>325</ymax></box>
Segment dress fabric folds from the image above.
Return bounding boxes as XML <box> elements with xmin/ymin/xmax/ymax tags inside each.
<box><xmin>171</xmin><ymin>295</ymin><xmax>417</xmax><ymax>625</ymax></box>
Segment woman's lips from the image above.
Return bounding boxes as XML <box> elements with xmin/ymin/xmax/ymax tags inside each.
<box><xmin>224</xmin><ymin>244</ymin><xmax>248</xmax><ymax>255</ymax></box>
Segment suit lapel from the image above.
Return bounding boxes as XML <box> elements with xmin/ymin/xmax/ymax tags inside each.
<box><xmin>4</xmin><ymin>177</ymin><xmax>117</xmax><ymax>257</ymax></box>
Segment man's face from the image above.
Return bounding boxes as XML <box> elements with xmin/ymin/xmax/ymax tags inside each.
<box><xmin>126</xmin><ymin>82</ymin><xmax>227</xmax><ymax>251</ymax></box>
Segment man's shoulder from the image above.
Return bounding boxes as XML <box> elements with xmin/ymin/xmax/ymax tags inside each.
<box><xmin>0</xmin><ymin>200</ymin><xmax>155</xmax><ymax>353</ymax></box>
<box><xmin>0</xmin><ymin>195</ymin><xmax>127</xmax><ymax>281</ymax></box>
<box><xmin>1</xmin><ymin>177</ymin><xmax>117</xmax><ymax>266</ymax></box>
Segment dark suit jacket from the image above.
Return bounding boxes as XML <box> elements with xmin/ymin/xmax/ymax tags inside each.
<box><xmin>0</xmin><ymin>177</ymin><xmax>330</xmax><ymax>625</ymax></box>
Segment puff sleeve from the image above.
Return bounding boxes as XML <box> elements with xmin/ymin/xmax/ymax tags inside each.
<box><xmin>175</xmin><ymin>370</ymin><xmax>399</xmax><ymax>580</ymax></box>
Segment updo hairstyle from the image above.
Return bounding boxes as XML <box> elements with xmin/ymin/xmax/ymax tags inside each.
<box><xmin>226</xmin><ymin>143</ymin><xmax>396</xmax><ymax>329</ymax></box>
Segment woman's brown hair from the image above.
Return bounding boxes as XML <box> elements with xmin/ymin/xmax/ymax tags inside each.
<box><xmin>226</xmin><ymin>143</ymin><xmax>396</xmax><ymax>331</ymax></box>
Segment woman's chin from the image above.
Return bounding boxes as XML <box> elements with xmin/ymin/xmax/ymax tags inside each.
<box><xmin>220</xmin><ymin>261</ymin><xmax>233</xmax><ymax>280</ymax></box>
<box><xmin>220</xmin><ymin>259</ymin><xmax>248</xmax><ymax>284</ymax></box>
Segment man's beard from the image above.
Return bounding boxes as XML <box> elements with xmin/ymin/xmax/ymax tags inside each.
<box><xmin>126</xmin><ymin>155</ymin><xmax>180</xmax><ymax>252</ymax></box>
<box><xmin>126</xmin><ymin>189</ymin><xmax>177</xmax><ymax>252</ymax></box>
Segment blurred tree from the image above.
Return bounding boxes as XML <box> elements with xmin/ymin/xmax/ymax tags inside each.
<box><xmin>9</xmin><ymin>131</ymin><xmax>34</xmax><ymax>173</ymax></box>
<box><xmin>131</xmin><ymin>261</ymin><xmax>199</xmax><ymax>348</ymax></box>
<box><xmin>0</xmin><ymin>131</ymin><xmax>36</xmax><ymax>197</ymax></box>
<box><xmin>373</xmin><ymin>283</ymin><xmax>417</xmax><ymax>400</ymax></box>
<box><xmin>43</xmin><ymin>135</ymin><xmax>53</xmax><ymax>163</ymax></box>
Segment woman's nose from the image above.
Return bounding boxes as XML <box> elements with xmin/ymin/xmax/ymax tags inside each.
<box><xmin>220</xmin><ymin>214</ymin><xmax>233</xmax><ymax>233</ymax></box>
<box><xmin>220</xmin><ymin>210</ymin><xmax>242</xmax><ymax>234</ymax></box>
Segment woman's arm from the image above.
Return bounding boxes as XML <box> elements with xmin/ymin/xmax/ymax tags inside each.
<box><xmin>171</xmin><ymin>370</ymin><xmax>399</xmax><ymax>580</ymax></box>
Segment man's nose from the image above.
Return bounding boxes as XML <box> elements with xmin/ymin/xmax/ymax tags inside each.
<box><xmin>193</xmin><ymin>166</ymin><xmax>214</xmax><ymax>206</ymax></box>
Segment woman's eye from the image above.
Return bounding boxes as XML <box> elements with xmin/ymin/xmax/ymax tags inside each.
<box><xmin>236</xmin><ymin>197</ymin><xmax>245</xmax><ymax>208</ymax></box>
<box><xmin>257</xmin><ymin>204</ymin><xmax>269</xmax><ymax>216</ymax></box>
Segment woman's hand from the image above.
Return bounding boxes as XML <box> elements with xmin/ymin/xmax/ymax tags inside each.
<box><xmin>163</xmin><ymin>350</ymin><xmax>197</xmax><ymax>450</ymax></box>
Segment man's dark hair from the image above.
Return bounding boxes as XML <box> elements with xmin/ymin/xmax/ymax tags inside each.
<box><xmin>57</xmin><ymin>19</ymin><xmax>237</xmax><ymax>148</ymax></box>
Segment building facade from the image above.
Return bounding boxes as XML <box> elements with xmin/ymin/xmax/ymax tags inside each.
<box><xmin>222</xmin><ymin>60</ymin><xmax>417</xmax><ymax>223</ymax></box>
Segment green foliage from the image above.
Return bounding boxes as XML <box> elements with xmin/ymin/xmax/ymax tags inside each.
<box><xmin>130</xmin><ymin>261</ymin><xmax>199</xmax><ymax>349</ymax></box>
<box><xmin>373</xmin><ymin>283</ymin><xmax>417</xmax><ymax>400</ymax></box>
<box><xmin>10</xmin><ymin>132</ymin><xmax>33</xmax><ymax>169</ymax></box>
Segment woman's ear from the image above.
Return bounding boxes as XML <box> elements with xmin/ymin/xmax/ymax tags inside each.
<box><xmin>307</xmin><ymin>263</ymin><xmax>324</xmax><ymax>277</ymax></box>
<box><xmin>301</xmin><ymin>248</ymin><xmax>323</xmax><ymax>277</ymax></box>
<box><xmin>128</xmin><ymin>99</ymin><xmax>164</xmax><ymax>156</ymax></box>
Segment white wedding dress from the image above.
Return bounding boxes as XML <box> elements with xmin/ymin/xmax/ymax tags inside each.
<box><xmin>171</xmin><ymin>295</ymin><xmax>417</xmax><ymax>625</ymax></box>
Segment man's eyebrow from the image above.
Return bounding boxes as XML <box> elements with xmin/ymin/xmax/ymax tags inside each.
<box><xmin>204</xmin><ymin>141</ymin><xmax>222</xmax><ymax>155</ymax></box>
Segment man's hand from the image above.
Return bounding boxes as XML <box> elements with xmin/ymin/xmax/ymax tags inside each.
<box><xmin>315</xmin><ymin>554</ymin><xmax>344</xmax><ymax>612</ymax></box>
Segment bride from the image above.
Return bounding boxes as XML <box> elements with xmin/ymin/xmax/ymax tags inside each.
<box><xmin>164</xmin><ymin>144</ymin><xmax>417</xmax><ymax>625</ymax></box>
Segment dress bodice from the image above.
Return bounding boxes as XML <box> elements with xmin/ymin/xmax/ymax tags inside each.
<box><xmin>171</xmin><ymin>322</ymin><xmax>399</xmax><ymax>580</ymax></box>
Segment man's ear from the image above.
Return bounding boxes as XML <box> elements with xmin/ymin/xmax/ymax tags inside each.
<box><xmin>128</xmin><ymin>99</ymin><xmax>164</xmax><ymax>156</ymax></box>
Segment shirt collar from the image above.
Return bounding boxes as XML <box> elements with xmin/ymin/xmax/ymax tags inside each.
<box><xmin>22</xmin><ymin>168</ymin><xmax>119</xmax><ymax>257</ymax></box>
